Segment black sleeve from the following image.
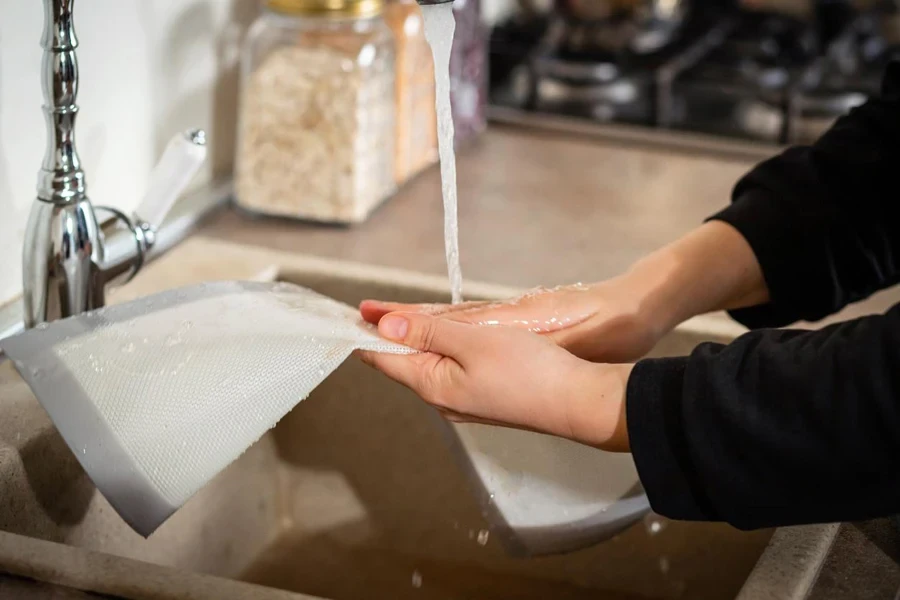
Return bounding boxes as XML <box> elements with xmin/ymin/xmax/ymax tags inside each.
<box><xmin>627</xmin><ymin>304</ymin><xmax>900</xmax><ymax>530</ymax></box>
<box><xmin>710</xmin><ymin>61</ymin><xmax>900</xmax><ymax>329</ymax></box>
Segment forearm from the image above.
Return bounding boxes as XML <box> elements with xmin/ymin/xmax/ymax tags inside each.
<box><xmin>628</xmin><ymin>304</ymin><xmax>900</xmax><ymax>529</ymax></box>
<box><xmin>619</xmin><ymin>220</ymin><xmax>769</xmax><ymax>334</ymax></box>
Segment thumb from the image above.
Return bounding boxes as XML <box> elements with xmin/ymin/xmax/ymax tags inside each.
<box><xmin>378</xmin><ymin>312</ymin><xmax>477</xmax><ymax>358</ymax></box>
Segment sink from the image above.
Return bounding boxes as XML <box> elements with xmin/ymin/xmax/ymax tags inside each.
<box><xmin>0</xmin><ymin>238</ymin><xmax>772</xmax><ymax>600</ymax></box>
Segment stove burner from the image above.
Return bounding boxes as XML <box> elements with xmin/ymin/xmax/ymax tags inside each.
<box><xmin>489</xmin><ymin>5</ymin><xmax>890</xmax><ymax>144</ymax></box>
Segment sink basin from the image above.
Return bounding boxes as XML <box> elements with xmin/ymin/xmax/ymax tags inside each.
<box><xmin>0</xmin><ymin>238</ymin><xmax>772</xmax><ymax>600</ymax></box>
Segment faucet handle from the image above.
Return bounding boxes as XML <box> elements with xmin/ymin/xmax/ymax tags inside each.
<box><xmin>135</xmin><ymin>129</ymin><xmax>208</xmax><ymax>228</ymax></box>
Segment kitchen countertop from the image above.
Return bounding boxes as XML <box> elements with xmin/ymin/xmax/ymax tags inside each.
<box><xmin>203</xmin><ymin>124</ymin><xmax>900</xmax><ymax>326</ymax></box>
<box><xmin>207</xmin><ymin>125</ymin><xmax>750</xmax><ymax>288</ymax></box>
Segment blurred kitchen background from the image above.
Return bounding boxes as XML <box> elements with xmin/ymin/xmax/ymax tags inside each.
<box><xmin>487</xmin><ymin>0</ymin><xmax>899</xmax><ymax>147</ymax></box>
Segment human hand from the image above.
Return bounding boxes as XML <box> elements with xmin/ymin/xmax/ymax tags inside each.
<box><xmin>362</xmin><ymin>222</ymin><xmax>769</xmax><ymax>364</ymax></box>
<box><xmin>357</xmin><ymin>311</ymin><xmax>633</xmax><ymax>451</ymax></box>
<box><xmin>360</xmin><ymin>279</ymin><xmax>664</xmax><ymax>364</ymax></box>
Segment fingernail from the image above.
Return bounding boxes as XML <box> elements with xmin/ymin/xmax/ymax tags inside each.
<box><xmin>379</xmin><ymin>315</ymin><xmax>409</xmax><ymax>340</ymax></box>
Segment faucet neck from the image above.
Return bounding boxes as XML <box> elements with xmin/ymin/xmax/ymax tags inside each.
<box><xmin>38</xmin><ymin>0</ymin><xmax>87</xmax><ymax>205</ymax></box>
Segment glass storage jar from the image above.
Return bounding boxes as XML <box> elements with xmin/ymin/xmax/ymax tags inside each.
<box><xmin>235</xmin><ymin>0</ymin><xmax>397</xmax><ymax>223</ymax></box>
<box><xmin>449</xmin><ymin>0</ymin><xmax>488</xmax><ymax>147</ymax></box>
<box><xmin>384</xmin><ymin>0</ymin><xmax>438</xmax><ymax>185</ymax></box>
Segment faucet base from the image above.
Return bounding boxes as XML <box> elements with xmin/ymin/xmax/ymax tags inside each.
<box><xmin>22</xmin><ymin>199</ymin><xmax>103</xmax><ymax>329</ymax></box>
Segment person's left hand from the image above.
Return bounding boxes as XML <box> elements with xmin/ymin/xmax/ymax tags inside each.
<box><xmin>357</xmin><ymin>311</ymin><xmax>633</xmax><ymax>451</ymax></box>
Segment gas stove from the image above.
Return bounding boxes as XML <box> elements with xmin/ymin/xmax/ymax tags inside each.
<box><xmin>488</xmin><ymin>5</ymin><xmax>892</xmax><ymax>146</ymax></box>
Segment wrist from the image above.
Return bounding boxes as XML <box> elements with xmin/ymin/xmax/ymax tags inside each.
<box><xmin>616</xmin><ymin>253</ymin><xmax>683</xmax><ymax>340</ymax></box>
<box><xmin>567</xmin><ymin>362</ymin><xmax>633</xmax><ymax>451</ymax></box>
<box><xmin>620</xmin><ymin>221</ymin><xmax>768</xmax><ymax>333</ymax></box>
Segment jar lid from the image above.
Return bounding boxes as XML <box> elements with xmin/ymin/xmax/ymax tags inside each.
<box><xmin>267</xmin><ymin>0</ymin><xmax>385</xmax><ymax>18</ymax></box>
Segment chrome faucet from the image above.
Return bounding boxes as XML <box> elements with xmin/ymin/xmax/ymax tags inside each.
<box><xmin>23</xmin><ymin>0</ymin><xmax>207</xmax><ymax>329</ymax></box>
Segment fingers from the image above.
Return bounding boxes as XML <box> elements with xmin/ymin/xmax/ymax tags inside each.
<box><xmin>359</xmin><ymin>299</ymin><xmax>487</xmax><ymax>325</ymax></box>
<box><xmin>377</xmin><ymin>312</ymin><xmax>481</xmax><ymax>360</ymax></box>
<box><xmin>360</xmin><ymin>301</ymin><xmax>418</xmax><ymax>324</ymax></box>
<box><xmin>361</xmin><ymin>297</ymin><xmax>588</xmax><ymax>335</ymax></box>
<box><xmin>355</xmin><ymin>349</ymin><xmax>463</xmax><ymax>411</ymax></box>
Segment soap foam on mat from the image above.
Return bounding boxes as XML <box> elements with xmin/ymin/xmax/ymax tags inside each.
<box><xmin>0</xmin><ymin>281</ymin><xmax>412</xmax><ymax>536</ymax></box>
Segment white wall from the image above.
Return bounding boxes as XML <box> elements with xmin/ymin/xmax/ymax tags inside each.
<box><xmin>0</xmin><ymin>0</ymin><xmax>259</xmax><ymax>306</ymax></box>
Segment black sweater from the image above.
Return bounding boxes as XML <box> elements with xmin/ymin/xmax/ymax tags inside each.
<box><xmin>627</xmin><ymin>62</ymin><xmax>900</xmax><ymax>530</ymax></box>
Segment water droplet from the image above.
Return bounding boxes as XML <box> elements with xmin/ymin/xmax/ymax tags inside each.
<box><xmin>476</xmin><ymin>529</ymin><xmax>490</xmax><ymax>546</ymax></box>
<box><xmin>659</xmin><ymin>556</ymin><xmax>670</xmax><ymax>575</ymax></box>
<box><xmin>411</xmin><ymin>570</ymin><xmax>423</xmax><ymax>589</ymax></box>
<box><xmin>35</xmin><ymin>322</ymin><xmax>49</xmax><ymax>331</ymax></box>
<box><xmin>82</xmin><ymin>447</ymin><xmax>86</xmax><ymax>455</ymax></box>
<box><xmin>122</xmin><ymin>342</ymin><xmax>135</xmax><ymax>354</ymax></box>
<box><xmin>645</xmin><ymin>514</ymin><xmax>666</xmax><ymax>535</ymax></box>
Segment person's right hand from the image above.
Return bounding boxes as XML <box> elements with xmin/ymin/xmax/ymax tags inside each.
<box><xmin>360</xmin><ymin>277</ymin><xmax>665</xmax><ymax>364</ymax></box>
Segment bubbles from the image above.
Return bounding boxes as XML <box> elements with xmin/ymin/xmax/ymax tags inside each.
<box><xmin>87</xmin><ymin>353</ymin><xmax>105</xmax><ymax>374</ymax></box>
<box><xmin>35</xmin><ymin>322</ymin><xmax>49</xmax><ymax>331</ymax></box>
<box><xmin>411</xmin><ymin>570</ymin><xmax>423</xmax><ymax>589</ymax></box>
<box><xmin>121</xmin><ymin>342</ymin><xmax>136</xmax><ymax>354</ymax></box>
<box><xmin>476</xmin><ymin>529</ymin><xmax>490</xmax><ymax>546</ymax></box>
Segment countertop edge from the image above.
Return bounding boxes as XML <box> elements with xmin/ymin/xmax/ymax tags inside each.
<box><xmin>0</xmin><ymin>530</ymin><xmax>322</xmax><ymax>600</ymax></box>
<box><xmin>737</xmin><ymin>523</ymin><xmax>840</xmax><ymax>600</ymax></box>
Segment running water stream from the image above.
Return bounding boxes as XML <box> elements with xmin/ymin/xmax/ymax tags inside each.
<box><xmin>421</xmin><ymin>2</ymin><xmax>463</xmax><ymax>304</ymax></box>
